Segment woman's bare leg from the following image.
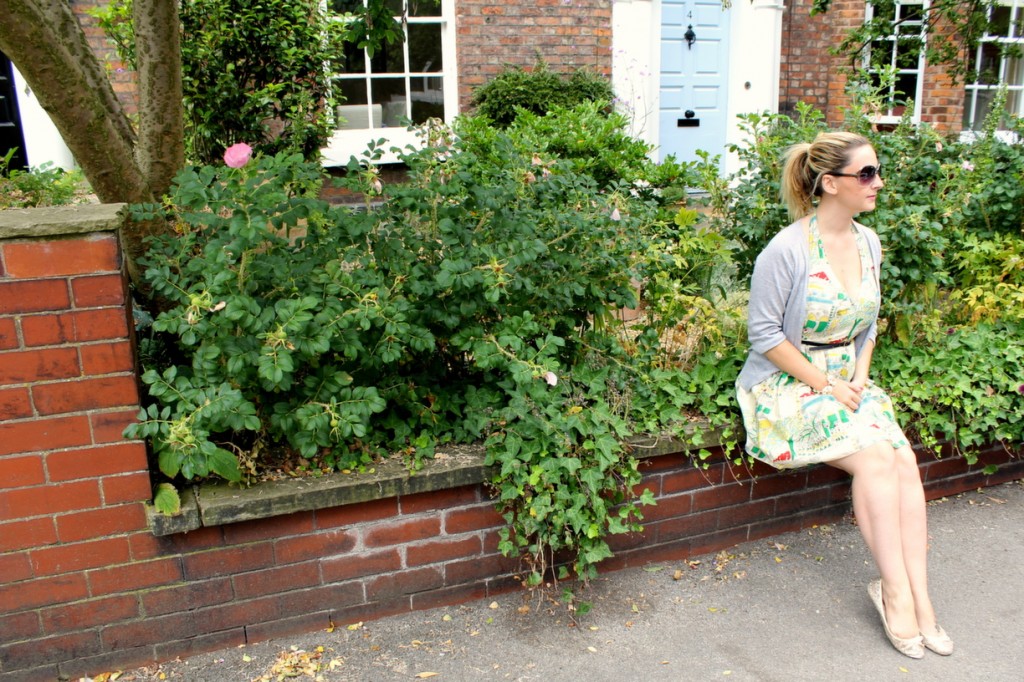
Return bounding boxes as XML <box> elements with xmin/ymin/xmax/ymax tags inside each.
<box><xmin>893</xmin><ymin>444</ymin><xmax>939</xmax><ymax>635</ymax></box>
<box><xmin>828</xmin><ymin>442</ymin><xmax>919</xmax><ymax>638</ymax></box>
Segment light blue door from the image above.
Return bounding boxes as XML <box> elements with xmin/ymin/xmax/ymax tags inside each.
<box><xmin>658</xmin><ymin>0</ymin><xmax>730</xmax><ymax>166</ymax></box>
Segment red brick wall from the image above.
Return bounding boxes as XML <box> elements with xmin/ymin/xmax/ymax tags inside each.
<box><xmin>780</xmin><ymin>0</ymin><xmax>963</xmax><ymax>133</ymax></box>
<box><xmin>73</xmin><ymin>0</ymin><xmax>138</xmax><ymax>115</ymax></box>
<box><xmin>455</xmin><ymin>1</ymin><xmax>613</xmax><ymax>111</ymax></box>
<box><xmin>3</xmin><ymin>210</ymin><xmax>1021</xmax><ymax>680</ymax></box>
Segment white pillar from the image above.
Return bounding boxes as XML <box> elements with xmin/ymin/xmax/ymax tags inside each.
<box><xmin>612</xmin><ymin>0</ymin><xmax>660</xmax><ymax>155</ymax></box>
<box><xmin>11</xmin><ymin>65</ymin><xmax>76</xmax><ymax>171</ymax></box>
<box><xmin>724</xmin><ymin>0</ymin><xmax>785</xmax><ymax>174</ymax></box>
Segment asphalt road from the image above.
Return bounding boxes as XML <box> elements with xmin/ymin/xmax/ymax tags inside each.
<box><xmin>112</xmin><ymin>478</ymin><xmax>1024</xmax><ymax>682</ymax></box>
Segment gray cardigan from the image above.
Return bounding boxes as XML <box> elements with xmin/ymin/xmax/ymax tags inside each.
<box><xmin>736</xmin><ymin>219</ymin><xmax>882</xmax><ymax>391</ymax></box>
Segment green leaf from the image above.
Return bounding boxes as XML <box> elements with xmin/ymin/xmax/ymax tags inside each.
<box><xmin>152</xmin><ymin>482</ymin><xmax>182</xmax><ymax>516</ymax></box>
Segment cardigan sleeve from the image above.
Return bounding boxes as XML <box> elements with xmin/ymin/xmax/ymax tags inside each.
<box><xmin>746</xmin><ymin>236</ymin><xmax>797</xmax><ymax>355</ymax></box>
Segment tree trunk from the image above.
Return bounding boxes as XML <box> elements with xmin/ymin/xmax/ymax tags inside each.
<box><xmin>134</xmin><ymin>0</ymin><xmax>184</xmax><ymax>201</ymax></box>
<box><xmin>0</xmin><ymin>0</ymin><xmax>183</xmax><ymax>290</ymax></box>
<box><xmin>0</xmin><ymin>0</ymin><xmax>146</xmax><ymax>204</ymax></box>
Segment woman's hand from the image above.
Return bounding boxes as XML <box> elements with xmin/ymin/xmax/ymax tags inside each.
<box><xmin>832</xmin><ymin>380</ymin><xmax>864</xmax><ymax>412</ymax></box>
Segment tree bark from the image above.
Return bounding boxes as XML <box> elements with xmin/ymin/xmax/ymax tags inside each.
<box><xmin>0</xmin><ymin>0</ymin><xmax>146</xmax><ymax>204</ymax></box>
<box><xmin>134</xmin><ymin>0</ymin><xmax>184</xmax><ymax>200</ymax></box>
<box><xmin>0</xmin><ymin>0</ymin><xmax>183</xmax><ymax>291</ymax></box>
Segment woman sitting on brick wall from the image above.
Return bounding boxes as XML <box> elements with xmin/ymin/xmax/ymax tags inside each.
<box><xmin>734</xmin><ymin>131</ymin><xmax>953</xmax><ymax>660</ymax></box>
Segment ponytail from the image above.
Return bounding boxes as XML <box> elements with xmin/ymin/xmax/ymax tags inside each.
<box><xmin>778</xmin><ymin>131</ymin><xmax>871</xmax><ymax>221</ymax></box>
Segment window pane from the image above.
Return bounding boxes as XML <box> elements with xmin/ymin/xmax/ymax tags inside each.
<box><xmin>871</xmin><ymin>39</ymin><xmax>894</xmax><ymax>67</ymax></box>
<box><xmin>977</xmin><ymin>43</ymin><xmax>1003</xmax><ymax>84</ymax></box>
<box><xmin>874</xmin><ymin>2</ymin><xmax>895</xmax><ymax>22</ymax></box>
<box><xmin>409</xmin><ymin>0</ymin><xmax>442</xmax><ymax>18</ymax></box>
<box><xmin>972</xmin><ymin>88</ymin><xmax>998</xmax><ymax>128</ymax></box>
<box><xmin>411</xmin><ymin>76</ymin><xmax>445</xmax><ymax>123</ymax></box>
<box><xmin>990</xmin><ymin>7</ymin><xmax>1012</xmax><ymax>38</ymax></box>
<box><xmin>408</xmin><ymin>23</ymin><xmax>442</xmax><ymax>72</ymax></box>
<box><xmin>369</xmin><ymin>40</ymin><xmax>406</xmax><ymax>75</ymax></box>
<box><xmin>336</xmin><ymin>78</ymin><xmax>368</xmax><ymax>105</ymax></box>
<box><xmin>335</xmin><ymin>79</ymin><xmax>375</xmax><ymax>130</ymax></box>
<box><xmin>895</xmin><ymin>73</ymin><xmax>917</xmax><ymax>105</ymax></box>
<box><xmin>896</xmin><ymin>2</ymin><xmax>924</xmax><ymax>23</ymax></box>
<box><xmin>336</xmin><ymin>39</ymin><xmax>367</xmax><ymax>74</ymax></box>
<box><xmin>1006</xmin><ymin>55</ymin><xmax>1024</xmax><ymax>86</ymax></box>
<box><xmin>1007</xmin><ymin>87</ymin><xmax>1023</xmax><ymax>118</ymax></box>
<box><xmin>371</xmin><ymin>77</ymin><xmax>409</xmax><ymax>127</ymax></box>
<box><xmin>330</xmin><ymin>0</ymin><xmax>365</xmax><ymax>14</ymax></box>
<box><xmin>896</xmin><ymin>37</ymin><xmax>923</xmax><ymax>69</ymax></box>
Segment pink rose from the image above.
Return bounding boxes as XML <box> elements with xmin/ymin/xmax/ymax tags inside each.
<box><xmin>224</xmin><ymin>143</ymin><xmax>253</xmax><ymax>168</ymax></box>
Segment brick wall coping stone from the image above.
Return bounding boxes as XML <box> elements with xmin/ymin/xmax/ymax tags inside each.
<box><xmin>0</xmin><ymin>202</ymin><xmax>127</xmax><ymax>239</ymax></box>
<box><xmin>148</xmin><ymin>426</ymin><xmax>731</xmax><ymax>536</ymax></box>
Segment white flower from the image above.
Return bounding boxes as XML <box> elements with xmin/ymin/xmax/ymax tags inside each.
<box><xmin>543</xmin><ymin>371</ymin><xmax>558</xmax><ymax>387</ymax></box>
<box><xmin>610</xmin><ymin>207</ymin><xmax>621</xmax><ymax>221</ymax></box>
<box><xmin>962</xmin><ymin>160</ymin><xmax>975</xmax><ymax>172</ymax></box>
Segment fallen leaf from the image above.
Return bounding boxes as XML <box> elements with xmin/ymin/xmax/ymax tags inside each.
<box><xmin>660</xmin><ymin>660</ymin><xmax>670</xmax><ymax>665</ymax></box>
<box><xmin>242</xmin><ymin>654</ymin><xmax>252</xmax><ymax>662</ymax></box>
<box><xmin>774</xmin><ymin>556</ymin><xmax>783</xmax><ymax>563</ymax></box>
<box><xmin>899</xmin><ymin>666</ymin><xmax>909</xmax><ymax>673</ymax></box>
<box><xmin>517</xmin><ymin>605</ymin><xmax>530</xmax><ymax>614</ymax></box>
<box><xmin>643</xmin><ymin>565</ymin><xmax>666</xmax><ymax>573</ymax></box>
<box><xmin>489</xmin><ymin>601</ymin><xmax>499</xmax><ymax>609</ymax></box>
<box><xmin>589</xmin><ymin>626</ymin><xmax>599</xmax><ymax>631</ymax></box>
<box><xmin>442</xmin><ymin>614</ymin><xmax>452</xmax><ymax>622</ymax></box>
<box><xmin>415</xmin><ymin>673</ymin><xmax>439</xmax><ymax>679</ymax></box>
<box><xmin>587</xmin><ymin>646</ymin><xmax>598</xmax><ymax>653</ymax></box>
<box><xmin>347</xmin><ymin>622</ymin><xmax>362</xmax><ymax>631</ymax></box>
<box><xmin>673</xmin><ymin>570</ymin><xmax>683</xmax><ymax>580</ymax></box>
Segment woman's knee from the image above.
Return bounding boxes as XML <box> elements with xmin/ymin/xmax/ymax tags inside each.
<box><xmin>831</xmin><ymin>441</ymin><xmax>897</xmax><ymax>477</ymax></box>
<box><xmin>894</xmin><ymin>445</ymin><xmax>923</xmax><ymax>483</ymax></box>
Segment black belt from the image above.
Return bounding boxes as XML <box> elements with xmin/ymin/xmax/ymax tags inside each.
<box><xmin>802</xmin><ymin>340</ymin><xmax>851</xmax><ymax>350</ymax></box>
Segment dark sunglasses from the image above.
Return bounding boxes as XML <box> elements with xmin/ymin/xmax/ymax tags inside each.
<box><xmin>828</xmin><ymin>164</ymin><xmax>882</xmax><ymax>185</ymax></box>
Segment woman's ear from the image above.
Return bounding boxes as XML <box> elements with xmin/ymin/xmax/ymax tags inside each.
<box><xmin>820</xmin><ymin>173</ymin><xmax>839</xmax><ymax>196</ymax></box>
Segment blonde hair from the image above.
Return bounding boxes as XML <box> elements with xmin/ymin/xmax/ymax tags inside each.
<box><xmin>780</xmin><ymin>131</ymin><xmax>871</xmax><ymax>220</ymax></box>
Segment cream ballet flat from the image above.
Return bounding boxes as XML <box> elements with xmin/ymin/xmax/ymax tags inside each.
<box><xmin>922</xmin><ymin>625</ymin><xmax>954</xmax><ymax>655</ymax></box>
<box><xmin>868</xmin><ymin>580</ymin><xmax>925</xmax><ymax>659</ymax></box>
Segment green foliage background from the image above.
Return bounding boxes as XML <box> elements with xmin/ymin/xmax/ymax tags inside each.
<box><xmin>123</xmin><ymin>61</ymin><xmax>1024</xmax><ymax>585</ymax></box>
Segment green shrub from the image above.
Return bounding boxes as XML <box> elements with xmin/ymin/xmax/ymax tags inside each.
<box><xmin>470</xmin><ymin>58</ymin><xmax>615</xmax><ymax>128</ymax></box>
<box><xmin>126</xmin><ymin>114</ymin><xmax>712</xmax><ymax>583</ymax></box>
<box><xmin>874</xmin><ymin>320</ymin><xmax>1024</xmax><ymax>462</ymax></box>
<box><xmin>0</xmin><ymin>150</ymin><xmax>85</xmax><ymax>208</ymax></box>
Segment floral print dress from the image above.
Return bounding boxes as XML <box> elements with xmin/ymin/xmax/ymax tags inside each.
<box><xmin>737</xmin><ymin>218</ymin><xmax>909</xmax><ymax>469</ymax></box>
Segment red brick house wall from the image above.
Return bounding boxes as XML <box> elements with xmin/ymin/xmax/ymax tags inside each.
<box><xmin>780</xmin><ymin>0</ymin><xmax>964</xmax><ymax>134</ymax></box>
<box><xmin>455</xmin><ymin>0</ymin><xmax>613</xmax><ymax>112</ymax></box>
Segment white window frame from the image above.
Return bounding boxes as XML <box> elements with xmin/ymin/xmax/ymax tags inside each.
<box><xmin>963</xmin><ymin>0</ymin><xmax>1024</xmax><ymax>132</ymax></box>
<box><xmin>862</xmin><ymin>0</ymin><xmax>927</xmax><ymax>125</ymax></box>
<box><xmin>321</xmin><ymin>0</ymin><xmax>458</xmax><ymax>166</ymax></box>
